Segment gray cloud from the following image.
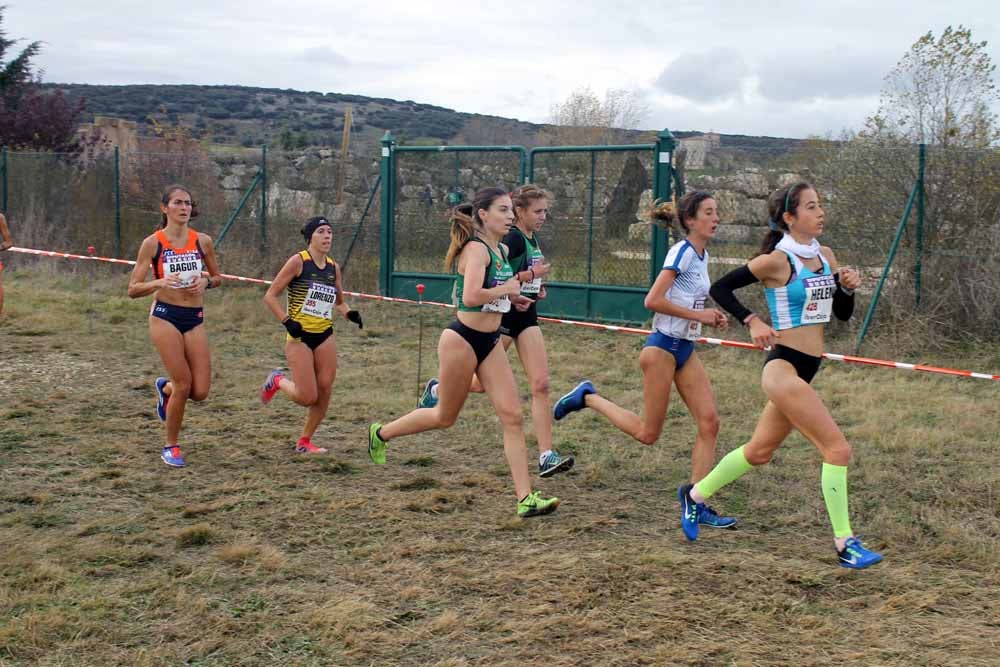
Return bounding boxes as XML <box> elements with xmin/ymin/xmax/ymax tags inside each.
<box><xmin>302</xmin><ymin>47</ymin><xmax>350</xmax><ymax>66</ymax></box>
<box><xmin>757</xmin><ymin>48</ymin><xmax>896</xmax><ymax>102</ymax></box>
<box><xmin>654</xmin><ymin>49</ymin><xmax>748</xmax><ymax>103</ymax></box>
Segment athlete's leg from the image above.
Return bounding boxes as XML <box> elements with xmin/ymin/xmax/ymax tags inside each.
<box><xmin>759</xmin><ymin>360</ymin><xmax>851</xmax><ymax>465</ymax></box>
<box><xmin>378</xmin><ymin>329</ymin><xmax>477</xmax><ymax>440</ymax></box>
<box><xmin>280</xmin><ymin>339</ymin><xmax>320</xmax><ymax>407</ymax></box>
<box><xmin>673</xmin><ymin>352</ymin><xmax>721</xmax><ymax>482</ymax></box>
<box><xmin>584</xmin><ymin>346</ymin><xmax>675</xmax><ymax>446</ymax></box>
<box><xmin>511</xmin><ymin>326</ymin><xmax>553</xmax><ymax>455</ymax></box>
<box><xmin>470</xmin><ymin>334</ymin><xmax>512</xmax><ymax>393</ymax></box>
<box><xmin>301</xmin><ymin>336</ymin><xmax>337</xmax><ymax>441</ymax></box>
<box><xmin>759</xmin><ymin>360</ymin><xmax>861</xmax><ymax>548</ymax></box>
<box><xmin>183</xmin><ymin>325</ymin><xmax>211</xmax><ymax>402</ymax></box>
<box><xmin>149</xmin><ymin>317</ymin><xmax>192</xmax><ymax>445</ymax></box>
<box><xmin>691</xmin><ymin>399</ymin><xmax>791</xmax><ymax>500</ymax></box>
<box><xmin>476</xmin><ymin>340</ymin><xmax>531</xmax><ymax>501</ymax></box>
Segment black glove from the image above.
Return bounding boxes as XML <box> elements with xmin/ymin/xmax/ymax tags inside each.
<box><xmin>282</xmin><ymin>317</ymin><xmax>303</xmax><ymax>337</ymax></box>
<box><xmin>347</xmin><ymin>310</ymin><xmax>363</xmax><ymax>329</ymax></box>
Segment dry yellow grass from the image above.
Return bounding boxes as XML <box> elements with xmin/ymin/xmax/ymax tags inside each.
<box><xmin>0</xmin><ymin>266</ymin><xmax>998</xmax><ymax>666</ymax></box>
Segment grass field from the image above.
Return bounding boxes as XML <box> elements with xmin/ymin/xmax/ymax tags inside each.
<box><xmin>1</xmin><ymin>265</ymin><xmax>999</xmax><ymax>666</ymax></box>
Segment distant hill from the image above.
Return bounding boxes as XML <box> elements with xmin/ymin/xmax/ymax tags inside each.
<box><xmin>44</xmin><ymin>83</ymin><xmax>801</xmax><ymax>157</ymax></box>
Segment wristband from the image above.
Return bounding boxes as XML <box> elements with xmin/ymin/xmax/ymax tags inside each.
<box><xmin>743</xmin><ymin>313</ymin><xmax>758</xmax><ymax>326</ymax></box>
<box><xmin>529</xmin><ymin>268</ymin><xmax>535</xmax><ymax>280</ymax></box>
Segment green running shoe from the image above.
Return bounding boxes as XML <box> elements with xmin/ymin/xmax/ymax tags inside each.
<box><xmin>368</xmin><ymin>422</ymin><xmax>387</xmax><ymax>464</ymax></box>
<box><xmin>517</xmin><ymin>490</ymin><xmax>560</xmax><ymax>518</ymax></box>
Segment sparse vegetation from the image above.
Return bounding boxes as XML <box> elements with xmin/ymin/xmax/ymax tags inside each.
<box><xmin>0</xmin><ymin>266</ymin><xmax>997</xmax><ymax>665</ymax></box>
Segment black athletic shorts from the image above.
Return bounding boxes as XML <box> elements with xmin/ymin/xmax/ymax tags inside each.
<box><xmin>499</xmin><ymin>302</ymin><xmax>539</xmax><ymax>339</ymax></box>
<box><xmin>447</xmin><ymin>320</ymin><xmax>501</xmax><ymax>366</ymax></box>
<box><xmin>765</xmin><ymin>344</ymin><xmax>822</xmax><ymax>384</ymax></box>
<box><xmin>294</xmin><ymin>327</ymin><xmax>334</xmax><ymax>351</ymax></box>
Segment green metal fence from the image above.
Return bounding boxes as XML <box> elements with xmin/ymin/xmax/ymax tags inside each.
<box><xmin>379</xmin><ymin>129</ymin><xmax>679</xmax><ymax>323</ymax></box>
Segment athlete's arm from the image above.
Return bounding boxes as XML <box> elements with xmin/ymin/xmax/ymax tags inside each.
<box><xmin>330</xmin><ymin>263</ymin><xmax>362</xmax><ymax>327</ymax></box>
<box><xmin>710</xmin><ymin>252</ymin><xmax>785</xmax><ymax>348</ymax></box>
<box><xmin>644</xmin><ymin>269</ymin><xmax>723</xmax><ymax>326</ymax></box>
<box><xmin>188</xmin><ymin>233</ymin><xmax>222</xmax><ymax>294</ymax></box>
<box><xmin>822</xmin><ymin>246</ymin><xmax>858</xmax><ymax>321</ymax></box>
<box><xmin>127</xmin><ymin>236</ymin><xmax>174</xmax><ymax>298</ymax></box>
<box><xmin>0</xmin><ymin>213</ymin><xmax>12</xmax><ymax>251</ymax></box>
<box><xmin>263</xmin><ymin>254</ymin><xmax>303</xmax><ymax>322</ymax></box>
<box><xmin>459</xmin><ymin>243</ymin><xmax>519</xmax><ymax>308</ymax></box>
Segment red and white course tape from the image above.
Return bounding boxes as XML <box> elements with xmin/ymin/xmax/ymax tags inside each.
<box><xmin>9</xmin><ymin>245</ymin><xmax>999</xmax><ymax>381</ymax></box>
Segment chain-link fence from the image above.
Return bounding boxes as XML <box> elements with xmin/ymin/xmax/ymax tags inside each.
<box><xmin>3</xmin><ymin>138</ymin><xmax>997</xmax><ymax>345</ymax></box>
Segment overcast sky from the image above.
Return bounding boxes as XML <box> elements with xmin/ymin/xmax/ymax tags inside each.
<box><xmin>12</xmin><ymin>1</ymin><xmax>1000</xmax><ymax>138</ymax></box>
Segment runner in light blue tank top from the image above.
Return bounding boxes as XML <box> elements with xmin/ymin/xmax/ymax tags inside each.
<box><xmin>765</xmin><ymin>250</ymin><xmax>835</xmax><ymax>330</ymax></box>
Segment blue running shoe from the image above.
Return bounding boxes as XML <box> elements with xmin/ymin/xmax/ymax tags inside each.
<box><xmin>678</xmin><ymin>484</ymin><xmax>699</xmax><ymax>541</ymax></box>
<box><xmin>553</xmin><ymin>380</ymin><xmax>595</xmax><ymax>421</ymax></box>
<box><xmin>539</xmin><ymin>450</ymin><xmax>575</xmax><ymax>478</ymax></box>
<box><xmin>418</xmin><ymin>377</ymin><xmax>439</xmax><ymax>409</ymax></box>
<box><xmin>154</xmin><ymin>377</ymin><xmax>169</xmax><ymax>422</ymax></box>
<box><xmin>161</xmin><ymin>445</ymin><xmax>185</xmax><ymax>468</ymax></box>
<box><xmin>698</xmin><ymin>503</ymin><xmax>737</xmax><ymax>529</ymax></box>
<box><xmin>837</xmin><ymin>537</ymin><xmax>883</xmax><ymax>569</ymax></box>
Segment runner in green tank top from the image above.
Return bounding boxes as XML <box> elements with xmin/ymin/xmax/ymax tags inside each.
<box><xmin>420</xmin><ymin>185</ymin><xmax>575</xmax><ymax>479</ymax></box>
<box><xmin>367</xmin><ymin>187</ymin><xmax>560</xmax><ymax>518</ymax></box>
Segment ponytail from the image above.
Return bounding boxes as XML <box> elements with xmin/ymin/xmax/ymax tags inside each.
<box><xmin>649</xmin><ymin>190</ymin><xmax>714</xmax><ymax>233</ymax></box>
<box><xmin>444</xmin><ymin>204</ymin><xmax>475</xmax><ymax>271</ymax></box>
<box><xmin>443</xmin><ymin>186</ymin><xmax>509</xmax><ymax>270</ymax></box>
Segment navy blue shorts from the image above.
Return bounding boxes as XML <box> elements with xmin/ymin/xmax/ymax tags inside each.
<box><xmin>644</xmin><ymin>331</ymin><xmax>695</xmax><ymax>371</ymax></box>
<box><xmin>151</xmin><ymin>301</ymin><xmax>204</xmax><ymax>335</ymax></box>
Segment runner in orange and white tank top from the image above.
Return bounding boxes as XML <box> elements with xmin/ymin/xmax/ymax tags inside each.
<box><xmin>127</xmin><ymin>185</ymin><xmax>222</xmax><ymax>468</ymax></box>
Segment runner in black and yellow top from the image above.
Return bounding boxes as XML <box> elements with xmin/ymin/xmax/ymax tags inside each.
<box><xmin>260</xmin><ymin>216</ymin><xmax>363</xmax><ymax>454</ymax></box>
<box><xmin>0</xmin><ymin>211</ymin><xmax>13</xmax><ymax>317</ymax></box>
<box><xmin>127</xmin><ymin>184</ymin><xmax>222</xmax><ymax>468</ymax></box>
<box><xmin>419</xmin><ymin>185</ymin><xmax>574</xmax><ymax>478</ymax></box>
<box><xmin>367</xmin><ymin>187</ymin><xmax>560</xmax><ymax>518</ymax></box>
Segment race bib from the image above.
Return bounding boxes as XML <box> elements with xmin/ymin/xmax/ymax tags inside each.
<box><xmin>801</xmin><ymin>275</ymin><xmax>835</xmax><ymax>324</ymax></box>
<box><xmin>482</xmin><ymin>277</ymin><xmax>511</xmax><ymax>313</ymax></box>
<box><xmin>687</xmin><ymin>297</ymin><xmax>705</xmax><ymax>337</ymax></box>
<box><xmin>301</xmin><ymin>282</ymin><xmax>337</xmax><ymax>320</ymax></box>
<box><xmin>164</xmin><ymin>251</ymin><xmax>202</xmax><ymax>288</ymax></box>
<box><xmin>521</xmin><ymin>256</ymin><xmax>544</xmax><ymax>295</ymax></box>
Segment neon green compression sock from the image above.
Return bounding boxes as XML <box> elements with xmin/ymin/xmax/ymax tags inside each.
<box><xmin>693</xmin><ymin>445</ymin><xmax>754</xmax><ymax>500</ymax></box>
<box><xmin>821</xmin><ymin>462</ymin><xmax>853</xmax><ymax>539</ymax></box>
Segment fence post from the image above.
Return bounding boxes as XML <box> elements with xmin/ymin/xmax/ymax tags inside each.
<box><xmin>378</xmin><ymin>131</ymin><xmax>395</xmax><ymax>295</ymax></box>
<box><xmin>259</xmin><ymin>144</ymin><xmax>268</xmax><ymax>255</ymax></box>
<box><xmin>855</xmin><ymin>176</ymin><xmax>921</xmax><ymax>353</ymax></box>
<box><xmin>586</xmin><ymin>151</ymin><xmax>596</xmax><ymax>286</ymax></box>
<box><xmin>650</xmin><ymin>128</ymin><xmax>677</xmax><ymax>285</ymax></box>
<box><xmin>914</xmin><ymin>143</ymin><xmax>926</xmax><ymax>306</ymax></box>
<box><xmin>114</xmin><ymin>146</ymin><xmax>122</xmax><ymax>258</ymax></box>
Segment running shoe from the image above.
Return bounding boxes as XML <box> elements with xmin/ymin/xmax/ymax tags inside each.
<box><xmin>552</xmin><ymin>380</ymin><xmax>595</xmax><ymax>421</ymax></box>
<box><xmin>678</xmin><ymin>484</ymin><xmax>699</xmax><ymax>541</ymax></box>
<box><xmin>697</xmin><ymin>503</ymin><xmax>737</xmax><ymax>529</ymax></box>
<box><xmin>295</xmin><ymin>438</ymin><xmax>328</xmax><ymax>454</ymax></box>
<box><xmin>368</xmin><ymin>423</ymin><xmax>387</xmax><ymax>465</ymax></box>
<box><xmin>517</xmin><ymin>490</ymin><xmax>560</xmax><ymax>518</ymax></box>
<box><xmin>538</xmin><ymin>450</ymin><xmax>575</xmax><ymax>478</ymax></box>
<box><xmin>837</xmin><ymin>537</ymin><xmax>884</xmax><ymax>570</ymax></box>
<box><xmin>260</xmin><ymin>369</ymin><xmax>283</xmax><ymax>405</ymax></box>
<box><xmin>154</xmin><ymin>377</ymin><xmax>169</xmax><ymax>422</ymax></box>
<box><xmin>161</xmin><ymin>445</ymin><xmax>185</xmax><ymax>468</ymax></box>
<box><xmin>418</xmin><ymin>377</ymin><xmax>439</xmax><ymax>409</ymax></box>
